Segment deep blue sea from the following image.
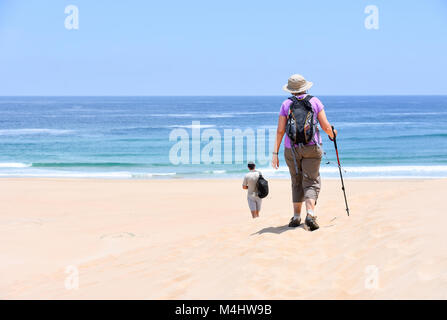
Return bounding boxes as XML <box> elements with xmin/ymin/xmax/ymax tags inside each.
<box><xmin>1</xmin><ymin>96</ymin><xmax>446</xmax><ymax>179</ymax></box>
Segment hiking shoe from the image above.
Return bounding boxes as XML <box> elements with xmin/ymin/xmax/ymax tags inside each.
<box><xmin>288</xmin><ymin>217</ymin><xmax>301</xmax><ymax>228</ymax></box>
<box><xmin>305</xmin><ymin>215</ymin><xmax>319</xmax><ymax>231</ymax></box>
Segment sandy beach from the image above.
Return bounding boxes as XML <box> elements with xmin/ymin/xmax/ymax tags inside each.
<box><xmin>1</xmin><ymin>178</ymin><xmax>446</xmax><ymax>299</ymax></box>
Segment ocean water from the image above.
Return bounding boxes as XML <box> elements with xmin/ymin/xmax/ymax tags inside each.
<box><xmin>0</xmin><ymin>96</ymin><xmax>446</xmax><ymax>179</ymax></box>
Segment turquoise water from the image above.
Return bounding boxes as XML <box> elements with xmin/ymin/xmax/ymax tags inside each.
<box><xmin>0</xmin><ymin>96</ymin><xmax>446</xmax><ymax>179</ymax></box>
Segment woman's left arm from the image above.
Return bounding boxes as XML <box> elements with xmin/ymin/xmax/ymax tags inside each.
<box><xmin>272</xmin><ymin>115</ymin><xmax>287</xmax><ymax>169</ymax></box>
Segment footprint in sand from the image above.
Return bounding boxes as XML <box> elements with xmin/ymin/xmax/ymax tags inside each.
<box><xmin>162</xmin><ymin>271</ymin><xmax>193</xmax><ymax>298</ymax></box>
<box><xmin>100</xmin><ymin>232</ymin><xmax>136</xmax><ymax>240</ymax></box>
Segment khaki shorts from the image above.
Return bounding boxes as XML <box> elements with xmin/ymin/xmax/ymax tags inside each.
<box><xmin>284</xmin><ymin>145</ymin><xmax>322</xmax><ymax>203</ymax></box>
<box><xmin>247</xmin><ymin>195</ymin><xmax>262</xmax><ymax>211</ymax></box>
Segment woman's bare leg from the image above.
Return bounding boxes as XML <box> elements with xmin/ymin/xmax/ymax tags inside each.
<box><xmin>293</xmin><ymin>202</ymin><xmax>303</xmax><ymax>215</ymax></box>
<box><xmin>305</xmin><ymin>199</ymin><xmax>315</xmax><ymax>214</ymax></box>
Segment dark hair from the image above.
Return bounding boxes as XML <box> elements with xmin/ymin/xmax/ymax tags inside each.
<box><xmin>248</xmin><ymin>163</ymin><xmax>255</xmax><ymax>170</ymax></box>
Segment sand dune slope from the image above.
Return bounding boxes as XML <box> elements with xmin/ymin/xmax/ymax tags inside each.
<box><xmin>1</xmin><ymin>178</ymin><xmax>446</xmax><ymax>299</ymax></box>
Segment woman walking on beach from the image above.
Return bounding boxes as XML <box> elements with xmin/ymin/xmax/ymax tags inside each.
<box><xmin>272</xmin><ymin>74</ymin><xmax>337</xmax><ymax>231</ymax></box>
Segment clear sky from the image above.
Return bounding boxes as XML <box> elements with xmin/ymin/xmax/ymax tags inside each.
<box><xmin>0</xmin><ymin>0</ymin><xmax>446</xmax><ymax>96</ymax></box>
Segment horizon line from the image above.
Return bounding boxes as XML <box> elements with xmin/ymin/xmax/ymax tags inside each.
<box><xmin>1</xmin><ymin>94</ymin><xmax>447</xmax><ymax>97</ymax></box>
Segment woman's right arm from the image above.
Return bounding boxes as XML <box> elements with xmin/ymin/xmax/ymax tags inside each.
<box><xmin>272</xmin><ymin>115</ymin><xmax>287</xmax><ymax>169</ymax></box>
<box><xmin>317</xmin><ymin>109</ymin><xmax>337</xmax><ymax>139</ymax></box>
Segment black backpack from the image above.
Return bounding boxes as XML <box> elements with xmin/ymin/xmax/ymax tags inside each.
<box><xmin>256</xmin><ymin>173</ymin><xmax>269</xmax><ymax>199</ymax></box>
<box><xmin>285</xmin><ymin>95</ymin><xmax>316</xmax><ymax>145</ymax></box>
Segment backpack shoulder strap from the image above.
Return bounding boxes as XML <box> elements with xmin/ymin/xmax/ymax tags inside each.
<box><xmin>288</xmin><ymin>96</ymin><xmax>300</xmax><ymax>112</ymax></box>
<box><xmin>288</xmin><ymin>96</ymin><xmax>298</xmax><ymax>103</ymax></box>
<box><xmin>303</xmin><ymin>95</ymin><xmax>314</xmax><ymax>111</ymax></box>
<box><xmin>304</xmin><ymin>95</ymin><xmax>314</xmax><ymax>102</ymax></box>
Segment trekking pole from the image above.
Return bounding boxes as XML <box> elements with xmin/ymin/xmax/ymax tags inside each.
<box><xmin>331</xmin><ymin>126</ymin><xmax>350</xmax><ymax>216</ymax></box>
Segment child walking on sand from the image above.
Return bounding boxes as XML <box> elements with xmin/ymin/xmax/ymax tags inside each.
<box><xmin>242</xmin><ymin>161</ymin><xmax>262</xmax><ymax>218</ymax></box>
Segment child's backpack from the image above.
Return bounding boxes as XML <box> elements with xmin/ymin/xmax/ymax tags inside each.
<box><xmin>285</xmin><ymin>95</ymin><xmax>317</xmax><ymax>145</ymax></box>
<box><xmin>256</xmin><ymin>173</ymin><xmax>269</xmax><ymax>199</ymax></box>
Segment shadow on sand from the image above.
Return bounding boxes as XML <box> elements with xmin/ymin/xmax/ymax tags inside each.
<box><xmin>251</xmin><ymin>224</ymin><xmax>304</xmax><ymax>235</ymax></box>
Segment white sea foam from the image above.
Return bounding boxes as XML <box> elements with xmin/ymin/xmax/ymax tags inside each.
<box><xmin>1</xmin><ymin>166</ymin><xmax>446</xmax><ymax>179</ymax></box>
<box><xmin>130</xmin><ymin>172</ymin><xmax>176</xmax><ymax>178</ymax></box>
<box><xmin>0</xmin><ymin>170</ymin><xmax>176</xmax><ymax>179</ymax></box>
<box><xmin>203</xmin><ymin>170</ymin><xmax>226</xmax><ymax>174</ymax></box>
<box><xmin>225</xmin><ymin>111</ymin><xmax>277</xmax><ymax>115</ymax></box>
<box><xmin>0</xmin><ymin>129</ymin><xmax>74</xmax><ymax>135</ymax></box>
<box><xmin>150</xmin><ymin>111</ymin><xmax>277</xmax><ymax>118</ymax></box>
<box><xmin>168</xmin><ymin>124</ymin><xmax>216</xmax><ymax>129</ymax></box>
<box><xmin>0</xmin><ymin>162</ymin><xmax>31</xmax><ymax>168</ymax></box>
<box><xmin>336</xmin><ymin>122</ymin><xmax>416</xmax><ymax>128</ymax></box>
<box><xmin>387</xmin><ymin>112</ymin><xmax>447</xmax><ymax>116</ymax></box>
<box><xmin>112</xmin><ymin>124</ymin><xmax>217</xmax><ymax>131</ymax></box>
<box><xmin>146</xmin><ymin>172</ymin><xmax>176</xmax><ymax>177</ymax></box>
<box><xmin>0</xmin><ymin>171</ymin><xmax>132</xmax><ymax>178</ymax></box>
<box><xmin>204</xmin><ymin>114</ymin><xmax>235</xmax><ymax>118</ymax></box>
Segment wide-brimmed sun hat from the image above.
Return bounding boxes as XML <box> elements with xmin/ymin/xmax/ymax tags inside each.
<box><xmin>283</xmin><ymin>74</ymin><xmax>313</xmax><ymax>93</ymax></box>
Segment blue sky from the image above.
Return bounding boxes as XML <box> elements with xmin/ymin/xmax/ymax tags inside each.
<box><xmin>0</xmin><ymin>0</ymin><xmax>446</xmax><ymax>95</ymax></box>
